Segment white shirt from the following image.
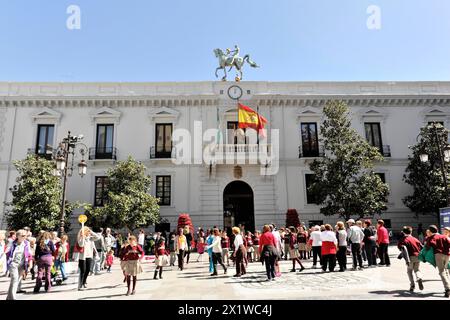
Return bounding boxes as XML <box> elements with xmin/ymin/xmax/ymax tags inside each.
<box><xmin>320</xmin><ymin>231</ymin><xmax>337</xmax><ymax>244</ymax></box>
<box><xmin>234</xmin><ymin>234</ymin><xmax>244</xmax><ymax>249</ymax></box>
<box><xmin>78</xmin><ymin>233</ymin><xmax>100</xmax><ymax>260</ymax></box>
<box><xmin>337</xmin><ymin>230</ymin><xmax>348</xmax><ymax>246</ymax></box>
<box><xmin>105</xmin><ymin>234</ymin><xmax>116</xmax><ymax>248</ymax></box>
<box><xmin>347</xmin><ymin>225</ymin><xmax>365</xmax><ymax>243</ymax></box>
<box><xmin>272</xmin><ymin>231</ymin><xmax>282</xmax><ymax>250</ymax></box>
<box><xmin>138</xmin><ymin>233</ymin><xmax>145</xmax><ymax>245</ymax></box>
<box><xmin>11</xmin><ymin>242</ymin><xmax>25</xmax><ymax>268</ymax></box>
<box><xmin>206</xmin><ymin>235</ymin><xmax>222</xmax><ymax>253</ymax></box>
<box><xmin>310</xmin><ymin>231</ymin><xmax>322</xmax><ymax>246</ymax></box>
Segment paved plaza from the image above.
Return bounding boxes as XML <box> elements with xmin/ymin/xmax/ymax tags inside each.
<box><xmin>1</xmin><ymin>246</ymin><xmax>449</xmax><ymax>300</ymax></box>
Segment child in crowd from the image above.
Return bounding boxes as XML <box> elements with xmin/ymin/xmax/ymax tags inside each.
<box><xmin>154</xmin><ymin>237</ymin><xmax>167</xmax><ymax>280</ymax></box>
<box><xmin>28</xmin><ymin>237</ymin><xmax>36</xmax><ymax>280</ymax></box>
<box><xmin>119</xmin><ymin>240</ymin><xmax>130</xmax><ymax>283</ymax></box>
<box><xmin>106</xmin><ymin>249</ymin><xmax>114</xmax><ymax>272</ymax></box>
<box><xmin>196</xmin><ymin>237</ymin><xmax>206</xmax><ymax>262</ymax></box>
<box><xmin>246</xmin><ymin>231</ymin><xmax>254</xmax><ymax>263</ymax></box>
<box><xmin>121</xmin><ymin>236</ymin><xmax>144</xmax><ymax>295</ymax></box>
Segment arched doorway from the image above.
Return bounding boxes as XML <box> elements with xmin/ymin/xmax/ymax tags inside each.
<box><xmin>223</xmin><ymin>181</ymin><xmax>255</xmax><ymax>234</ymax></box>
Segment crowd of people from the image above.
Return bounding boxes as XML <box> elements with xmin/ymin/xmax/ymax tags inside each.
<box><xmin>0</xmin><ymin>219</ymin><xmax>448</xmax><ymax>300</ymax></box>
<box><xmin>160</xmin><ymin>219</ymin><xmax>449</xmax><ymax>297</ymax></box>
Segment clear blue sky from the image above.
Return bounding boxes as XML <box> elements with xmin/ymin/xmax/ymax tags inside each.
<box><xmin>1</xmin><ymin>0</ymin><xmax>449</xmax><ymax>81</ymax></box>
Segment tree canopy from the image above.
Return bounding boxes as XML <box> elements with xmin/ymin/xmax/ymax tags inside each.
<box><xmin>88</xmin><ymin>156</ymin><xmax>160</xmax><ymax>232</ymax></box>
<box><xmin>403</xmin><ymin>123</ymin><xmax>449</xmax><ymax>224</ymax></box>
<box><xmin>4</xmin><ymin>155</ymin><xmax>79</xmax><ymax>233</ymax></box>
<box><xmin>308</xmin><ymin>101</ymin><xmax>389</xmax><ymax>220</ymax></box>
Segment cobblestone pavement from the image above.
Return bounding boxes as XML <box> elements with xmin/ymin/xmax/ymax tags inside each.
<box><xmin>1</xmin><ymin>247</ymin><xmax>449</xmax><ymax>300</ymax></box>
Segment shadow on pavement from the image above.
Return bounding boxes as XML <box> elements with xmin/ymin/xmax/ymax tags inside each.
<box><xmin>224</xmin><ymin>279</ymin><xmax>268</xmax><ymax>284</ymax></box>
<box><xmin>368</xmin><ymin>290</ymin><xmax>444</xmax><ymax>298</ymax></box>
<box><xmin>79</xmin><ymin>293</ymin><xmax>129</xmax><ymax>300</ymax></box>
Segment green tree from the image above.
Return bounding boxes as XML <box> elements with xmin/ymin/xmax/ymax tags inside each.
<box><xmin>90</xmin><ymin>156</ymin><xmax>160</xmax><ymax>232</ymax></box>
<box><xmin>309</xmin><ymin>101</ymin><xmax>389</xmax><ymax>220</ymax></box>
<box><xmin>4</xmin><ymin>155</ymin><xmax>80</xmax><ymax>233</ymax></box>
<box><xmin>403</xmin><ymin>123</ymin><xmax>449</xmax><ymax>225</ymax></box>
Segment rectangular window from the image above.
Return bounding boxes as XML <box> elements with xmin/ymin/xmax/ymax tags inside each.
<box><xmin>96</xmin><ymin>124</ymin><xmax>114</xmax><ymax>158</ymax></box>
<box><xmin>428</xmin><ymin>121</ymin><xmax>449</xmax><ymax>142</ymax></box>
<box><xmin>155</xmin><ymin>124</ymin><xmax>173</xmax><ymax>158</ymax></box>
<box><xmin>94</xmin><ymin>176</ymin><xmax>109</xmax><ymax>207</ymax></box>
<box><xmin>227</xmin><ymin>122</ymin><xmax>258</xmax><ymax>145</ymax></box>
<box><xmin>428</xmin><ymin>121</ymin><xmax>444</xmax><ymax>126</ymax></box>
<box><xmin>382</xmin><ymin>219</ymin><xmax>391</xmax><ymax>229</ymax></box>
<box><xmin>301</xmin><ymin>123</ymin><xmax>319</xmax><ymax>157</ymax></box>
<box><xmin>305</xmin><ymin>174</ymin><xmax>318</xmax><ymax>204</ymax></box>
<box><xmin>155</xmin><ymin>223</ymin><xmax>171</xmax><ymax>233</ymax></box>
<box><xmin>375</xmin><ymin>172</ymin><xmax>386</xmax><ymax>183</ymax></box>
<box><xmin>364</xmin><ymin>122</ymin><xmax>383</xmax><ymax>152</ymax></box>
<box><xmin>227</xmin><ymin>121</ymin><xmax>244</xmax><ymax>144</ymax></box>
<box><xmin>156</xmin><ymin>175</ymin><xmax>171</xmax><ymax>206</ymax></box>
<box><xmin>36</xmin><ymin>124</ymin><xmax>54</xmax><ymax>158</ymax></box>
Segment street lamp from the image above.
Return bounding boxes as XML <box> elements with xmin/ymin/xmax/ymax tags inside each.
<box><xmin>419</xmin><ymin>153</ymin><xmax>428</xmax><ymax>163</ymax></box>
<box><xmin>56</xmin><ymin>155</ymin><xmax>66</xmax><ymax>171</ymax></box>
<box><xmin>417</xmin><ymin>122</ymin><xmax>450</xmax><ymax>226</ymax></box>
<box><xmin>78</xmin><ymin>160</ymin><xmax>87</xmax><ymax>177</ymax></box>
<box><xmin>53</xmin><ymin>131</ymin><xmax>88</xmax><ymax>236</ymax></box>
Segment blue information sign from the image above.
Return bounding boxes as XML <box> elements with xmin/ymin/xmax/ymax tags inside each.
<box><xmin>439</xmin><ymin>207</ymin><xmax>450</xmax><ymax>231</ymax></box>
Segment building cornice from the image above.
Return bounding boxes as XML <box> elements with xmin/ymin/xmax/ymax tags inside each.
<box><xmin>255</xmin><ymin>94</ymin><xmax>450</xmax><ymax>107</ymax></box>
<box><xmin>1</xmin><ymin>81</ymin><xmax>450</xmax><ymax>108</ymax></box>
<box><xmin>0</xmin><ymin>96</ymin><xmax>220</xmax><ymax>108</ymax></box>
<box><xmin>0</xmin><ymin>94</ymin><xmax>449</xmax><ymax>109</ymax></box>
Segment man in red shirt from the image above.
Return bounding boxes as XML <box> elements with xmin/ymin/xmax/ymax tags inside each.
<box><xmin>425</xmin><ymin>225</ymin><xmax>450</xmax><ymax>298</ymax></box>
<box><xmin>376</xmin><ymin>220</ymin><xmax>390</xmax><ymax>267</ymax></box>
<box><xmin>397</xmin><ymin>226</ymin><xmax>424</xmax><ymax>292</ymax></box>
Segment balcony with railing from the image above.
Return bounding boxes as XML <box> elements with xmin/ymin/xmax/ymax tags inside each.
<box><xmin>381</xmin><ymin>145</ymin><xmax>391</xmax><ymax>157</ymax></box>
<box><xmin>298</xmin><ymin>145</ymin><xmax>325</xmax><ymax>158</ymax></box>
<box><xmin>214</xmin><ymin>144</ymin><xmax>271</xmax><ymax>154</ymax></box>
<box><xmin>89</xmin><ymin>147</ymin><xmax>117</xmax><ymax>160</ymax></box>
<box><xmin>208</xmin><ymin>144</ymin><xmax>272</xmax><ymax>164</ymax></box>
<box><xmin>150</xmin><ymin>146</ymin><xmax>176</xmax><ymax>159</ymax></box>
<box><xmin>27</xmin><ymin>147</ymin><xmax>55</xmax><ymax>160</ymax></box>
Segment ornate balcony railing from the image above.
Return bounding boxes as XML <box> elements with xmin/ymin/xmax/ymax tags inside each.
<box><xmin>206</xmin><ymin>144</ymin><xmax>272</xmax><ymax>165</ymax></box>
<box><xmin>27</xmin><ymin>148</ymin><xmax>55</xmax><ymax>160</ymax></box>
<box><xmin>150</xmin><ymin>146</ymin><xmax>176</xmax><ymax>159</ymax></box>
<box><xmin>381</xmin><ymin>145</ymin><xmax>391</xmax><ymax>157</ymax></box>
<box><xmin>89</xmin><ymin>147</ymin><xmax>117</xmax><ymax>160</ymax></box>
<box><xmin>213</xmin><ymin>144</ymin><xmax>271</xmax><ymax>154</ymax></box>
<box><xmin>298</xmin><ymin>145</ymin><xmax>325</xmax><ymax>158</ymax></box>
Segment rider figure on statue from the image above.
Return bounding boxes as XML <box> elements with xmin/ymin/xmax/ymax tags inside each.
<box><xmin>227</xmin><ymin>45</ymin><xmax>240</xmax><ymax>65</ymax></box>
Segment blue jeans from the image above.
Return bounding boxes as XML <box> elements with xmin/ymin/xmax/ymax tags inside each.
<box><xmin>54</xmin><ymin>259</ymin><xmax>67</xmax><ymax>280</ymax></box>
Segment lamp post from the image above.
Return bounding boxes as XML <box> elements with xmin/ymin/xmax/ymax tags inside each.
<box><xmin>53</xmin><ymin>131</ymin><xmax>88</xmax><ymax>236</ymax></box>
<box><xmin>417</xmin><ymin>122</ymin><xmax>450</xmax><ymax>227</ymax></box>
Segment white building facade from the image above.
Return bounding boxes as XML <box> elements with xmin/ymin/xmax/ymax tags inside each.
<box><xmin>0</xmin><ymin>81</ymin><xmax>449</xmax><ymax>234</ymax></box>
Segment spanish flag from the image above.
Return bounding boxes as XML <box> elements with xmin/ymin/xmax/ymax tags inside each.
<box><xmin>238</xmin><ymin>103</ymin><xmax>267</xmax><ymax>136</ymax></box>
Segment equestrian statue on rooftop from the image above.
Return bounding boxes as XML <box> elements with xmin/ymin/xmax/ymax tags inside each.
<box><xmin>213</xmin><ymin>45</ymin><xmax>259</xmax><ymax>82</ymax></box>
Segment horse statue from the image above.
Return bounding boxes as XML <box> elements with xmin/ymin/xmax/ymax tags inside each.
<box><xmin>213</xmin><ymin>47</ymin><xmax>259</xmax><ymax>81</ymax></box>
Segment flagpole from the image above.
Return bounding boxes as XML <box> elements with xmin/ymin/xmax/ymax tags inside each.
<box><xmin>256</xmin><ymin>105</ymin><xmax>260</xmax><ymax>146</ymax></box>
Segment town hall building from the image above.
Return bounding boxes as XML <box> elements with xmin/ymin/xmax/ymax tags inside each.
<box><xmin>1</xmin><ymin>81</ymin><xmax>449</xmax><ymax>234</ymax></box>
